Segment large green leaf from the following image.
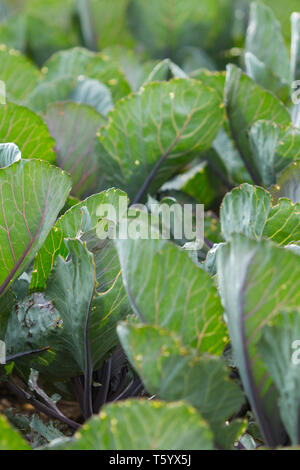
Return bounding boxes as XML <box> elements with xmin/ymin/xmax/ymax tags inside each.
<box><xmin>220</xmin><ymin>184</ymin><xmax>272</xmax><ymax>241</ymax></box>
<box><xmin>42</xmin><ymin>47</ymin><xmax>131</xmax><ymax>101</ymax></box>
<box><xmin>263</xmin><ymin>198</ymin><xmax>300</xmax><ymax>246</ymax></box>
<box><xmin>0</xmin><ymin>159</ymin><xmax>71</xmax><ymax>298</ymax></box>
<box><xmin>78</xmin><ymin>0</ymin><xmax>135</xmax><ymax>51</ymax></box>
<box><xmin>127</xmin><ymin>0</ymin><xmax>233</xmax><ymax>59</ymax></box>
<box><xmin>0</xmin><ymin>415</ymin><xmax>31</xmax><ymax>450</ymax></box>
<box><xmin>118</xmin><ymin>322</ymin><xmax>245</xmax><ymax>448</ymax></box>
<box><xmin>249</xmin><ymin>121</ymin><xmax>300</xmax><ymax>187</ymax></box>
<box><xmin>45</xmin><ymin>239</ymin><xmax>95</xmax><ymax>375</ymax></box>
<box><xmin>245</xmin><ymin>2</ymin><xmax>291</xmax><ymax>89</ymax></box>
<box><xmin>29</xmin><ymin>190</ymin><xmax>131</xmax><ymax>369</ymax></box>
<box><xmin>31</xmin><ymin>188</ymin><xmax>128</xmax><ymax>291</ymax></box>
<box><xmin>258</xmin><ymin>311</ymin><xmax>300</xmax><ymax>445</ymax></box>
<box><xmin>0</xmin><ymin>103</ymin><xmax>56</xmax><ymax>163</ymax></box>
<box><xmin>220</xmin><ymin>184</ymin><xmax>300</xmax><ymax>246</ymax></box>
<box><xmin>0</xmin><ymin>46</ymin><xmax>41</xmax><ymax>102</ymax></box>
<box><xmin>28</xmin><ymin>21</ymin><xmax>75</xmax><ymax>66</ymax></box>
<box><xmin>45</xmin><ymin>102</ymin><xmax>106</xmax><ymax>198</ymax></box>
<box><xmin>225</xmin><ymin>65</ymin><xmax>291</xmax><ymax>185</ymax></box>
<box><xmin>217</xmin><ymin>235</ymin><xmax>300</xmax><ymax>447</ymax></box>
<box><xmin>4</xmin><ymin>292</ymin><xmax>68</xmax><ymax>375</ymax></box>
<box><xmin>271</xmin><ymin>161</ymin><xmax>300</xmax><ymax>203</ymax></box>
<box><xmin>189</xmin><ymin>71</ymin><xmax>249</xmax><ymax>186</ymax></box>
<box><xmin>25</xmin><ymin>0</ymin><xmax>76</xmax><ymax>33</ymax></box>
<box><xmin>25</xmin><ymin>77</ymin><xmax>77</xmax><ymax>115</ymax></box>
<box><xmin>58</xmin><ymin>400</ymin><xmax>214</xmax><ymax>450</ymax></box>
<box><xmin>208</xmin><ymin>128</ymin><xmax>250</xmax><ymax>185</ymax></box>
<box><xmin>5</xmin><ymin>273</ymin><xmax>130</xmax><ymax>379</ymax></box>
<box><xmin>244</xmin><ymin>53</ymin><xmax>290</xmax><ymax>103</ymax></box>
<box><xmin>116</xmin><ymin>237</ymin><xmax>227</xmax><ymax>355</ymax></box>
<box><xmin>189</xmin><ymin>69</ymin><xmax>225</xmax><ymax>100</ymax></box>
<box><xmin>88</xmin><ymin>273</ymin><xmax>132</xmax><ymax>370</ymax></box>
<box><xmin>25</xmin><ymin>1</ymin><xmax>79</xmax><ymax>65</ymax></box>
<box><xmin>25</xmin><ymin>75</ymin><xmax>113</xmax><ymax>117</ymax></box>
<box><xmin>69</xmin><ymin>78</ymin><xmax>113</xmax><ymax>117</ymax></box>
<box><xmin>97</xmin><ymin>78</ymin><xmax>224</xmax><ymax>201</ymax></box>
<box><xmin>6</xmin><ymin>229</ymin><xmax>130</xmax><ymax>377</ymax></box>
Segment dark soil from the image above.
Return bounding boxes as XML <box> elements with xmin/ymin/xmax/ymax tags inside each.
<box><xmin>0</xmin><ymin>381</ymin><xmax>81</xmax><ymax>423</ymax></box>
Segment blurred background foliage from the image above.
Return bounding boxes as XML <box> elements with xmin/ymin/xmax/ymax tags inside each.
<box><xmin>0</xmin><ymin>0</ymin><xmax>298</xmax><ymax>68</ymax></box>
